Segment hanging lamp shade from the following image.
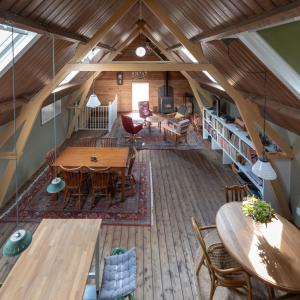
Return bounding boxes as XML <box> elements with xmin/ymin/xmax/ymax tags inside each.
<box><xmin>86</xmin><ymin>93</ymin><xmax>101</xmax><ymax>108</ymax></box>
<box><xmin>252</xmin><ymin>157</ymin><xmax>277</xmax><ymax>180</ymax></box>
<box><xmin>47</xmin><ymin>177</ymin><xmax>65</xmax><ymax>193</ymax></box>
<box><xmin>3</xmin><ymin>229</ymin><xmax>32</xmax><ymax>257</ymax></box>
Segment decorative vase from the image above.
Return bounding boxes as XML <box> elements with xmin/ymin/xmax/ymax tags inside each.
<box><xmin>252</xmin><ymin>220</ymin><xmax>266</xmax><ymax>235</ymax></box>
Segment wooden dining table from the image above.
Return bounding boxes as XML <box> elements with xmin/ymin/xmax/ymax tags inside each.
<box><xmin>55</xmin><ymin>146</ymin><xmax>129</xmax><ymax>202</ymax></box>
<box><xmin>0</xmin><ymin>219</ymin><xmax>102</xmax><ymax>300</ymax></box>
<box><xmin>216</xmin><ymin>202</ymin><xmax>300</xmax><ymax>297</ymax></box>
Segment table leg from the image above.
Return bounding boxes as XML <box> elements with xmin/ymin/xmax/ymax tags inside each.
<box><xmin>148</xmin><ymin>121</ymin><xmax>151</xmax><ymax>133</ymax></box>
<box><xmin>95</xmin><ymin>234</ymin><xmax>100</xmax><ymax>293</ymax></box>
<box><xmin>121</xmin><ymin>168</ymin><xmax>125</xmax><ymax>202</ymax></box>
<box><xmin>158</xmin><ymin>121</ymin><xmax>161</xmax><ymax>132</ymax></box>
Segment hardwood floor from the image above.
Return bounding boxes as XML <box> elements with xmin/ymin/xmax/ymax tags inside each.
<box><xmin>0</xmin><ymin>148</ymin><xmax>269</xmax><ymax>299</ymax></box>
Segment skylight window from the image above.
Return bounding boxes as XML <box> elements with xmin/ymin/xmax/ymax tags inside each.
<box><xmin>59</xmin><ymin>47</ymin><xmax>100</xmax><ymax>86</ymax></box>
<box><xmin>181</xmin><ymin>47</ymin><xmax>198</xmax><ymax>63</ymax></box>
<box><xmin>202</xmin><ymin>70</ymin><xmax>217</xmax><ymax>83</ymax></box>
<box><xmin>59</xmin><ymin>70</ymin><xmax>79</xmax><ymax>85</ymax></box>
<box><xmin>0</xmin><ymin>24</ymin><xmax>38</xmax><ymax>76</ymax></box>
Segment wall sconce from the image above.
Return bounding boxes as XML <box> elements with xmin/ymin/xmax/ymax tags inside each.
<box><xmin>116</xmin><ymin>72</ymin><xmax>123</xmax><ymax>85</ymax></box>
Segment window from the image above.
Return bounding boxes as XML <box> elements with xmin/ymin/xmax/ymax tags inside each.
<box><xmin>132</xmin><ymin>82</ymin><xmax>149</xmax><ymax>111</ymax></box>
<box><xmin>0</xmin><ymin>24</ymin><xmax>38</xmax><ymax>76</ymax></box>
<box><xmin>59</xmin><ymin>70</ymin><xmax>79</xmax><ymax>85</ymax></box>
<box><xmin>41</xmin><ymin>100</ymin><xmax>62</xmax><ymax>125</ymax></box>
<box><xmin>59</xmin><ymin>48</ymin><xmax>101</xmax><ymax>85</ymax></box>
<box><xmin>202</xmin><ymin>70</ymin><xmax>217</xmax><ymax>83</ymax></box>
<box><xmin>180</xmin><ymin>47</ymin><xmax>198</xmax><ymax>63</ymax></box>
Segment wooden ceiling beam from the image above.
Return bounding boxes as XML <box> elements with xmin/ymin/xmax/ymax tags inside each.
<box><xmin>67</xmin><ymin>26</ymin><xmax>140</xmax><ymax>137</ymax></box>
<box><xmin>142</xmin><ymin>26</ymin><xmax>213</xmax><ymax>109</ymax></box>
<box><xmin>0</xmin><ymin>0</ymin><xmax>138</xmax><ymax>207</ymax></box>
<box><xmin>167</xmin><ymin>1</ymin><xmax>300</xmax><ymax>47</ymax></box>
<box><xmin>0</xmin><ymin>9</ymin><xmax>88</xmax><ymax>44</ymax></box>
<box><xmin>68</xmin><ymin>62</ymin><xmax>210</xmax><ymax>72</ymax></box>
<box><xmin>143</xmin><ymin>0</ymin><xmax>206</xmax><ymax>63</ymax></box>
<box><xmin>96</xmin><ymin>42</ymin><xmax>117</xmax><ymax>52</ymax></box>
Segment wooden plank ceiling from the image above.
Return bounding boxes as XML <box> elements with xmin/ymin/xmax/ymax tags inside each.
<box><xmin>0</xmin><ymin>0</ymin><xmax>299</xmax><ymax>133</ymax></box>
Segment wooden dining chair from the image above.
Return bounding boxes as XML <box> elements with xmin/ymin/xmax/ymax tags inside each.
<box><xmin>77</xmin><ymin>136</ymin><xmax>97</xmax><ymax>147</ymax></box>
<box><xmin>191</xmin><ymin>217</ymin><xmax>252</xmax><ymax>300</ymax></box>
<box><xmin>59</xmin><ymin>166</ymin><xmax>85</xmax><ymax>209</ymax></box>
<box><xmin>46</xmin><ymin>149</ymin><xmax>56</xmax><ymax>178</ymax></box>
<box><xmin>225</xmin><ymin>184</ymin><xmax>248</xmax><ymax>203</ymax></box>
<box><xmin>97</xmin><ymin>137</ymin><xmax>117</xmax><ymax>147</ymax></box>
<box><xmin>88</xmin><ymin>167</ymin><xmax>114</xmax><ymax>208</ymax></box>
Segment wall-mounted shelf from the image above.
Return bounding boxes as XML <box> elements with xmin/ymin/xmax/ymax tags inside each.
<box><xmin>202</xmin><ymin>108</ymin><xmax>291</xmax><ymax>209</ymax></box>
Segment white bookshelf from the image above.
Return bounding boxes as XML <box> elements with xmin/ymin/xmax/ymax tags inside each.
<box><xmin>202</xmin><ymin>108</ymin><xmax>291</xmax><ymax>211</ymax></box>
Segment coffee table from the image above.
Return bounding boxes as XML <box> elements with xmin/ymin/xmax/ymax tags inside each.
<box><xmin>146</xmin><ymin>115</ymin><xmax>165</xmax><ymax>132</ymax></box>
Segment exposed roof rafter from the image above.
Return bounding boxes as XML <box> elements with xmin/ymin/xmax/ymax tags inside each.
<box><xmin>0</xmin><ymin>9</ymin><xmax>88</xmax><ymax>43</ymax></box>
<box><xmin>167</xmin><ymin>0</ymin><xmax>300</xmax><ymax>49</ymax></box>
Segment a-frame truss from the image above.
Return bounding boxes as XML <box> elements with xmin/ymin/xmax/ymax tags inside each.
<box><xmin>0</xmin><ymin>0</ymin><xmax>138</xmax><ymax>206</ymax></box>
<box><xmin>0</xmin><ymin>0</ymin><xmax>294</xmax><ymax>219</ymax></box>
<box><xmin>143</xmin><ymin>0</ymin><xmax>293</xmax><ymax>219</ymax></box>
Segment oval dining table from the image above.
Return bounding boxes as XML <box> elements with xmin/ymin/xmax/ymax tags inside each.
<box><xmin>216</xmin><ymin>202</ymin><xmax>300</xmax><ymax>297</ymax></box>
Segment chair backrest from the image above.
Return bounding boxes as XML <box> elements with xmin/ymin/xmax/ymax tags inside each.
<box><xmin>176</xmin><ymin>119</ymin><xmax>190</xmax><ymax>135</ymax></box>
<box><xmin>191</xmin><ymin>217</ymin><xmax>215</xmax><ymax>275</ymax></box>
<box><xmin>138</xmin><ymin>101</ymin><xmax>151</xmax><ymax>118</ymax></box>
<box><xmin>88</xmin><ymin>167</ymin><xmax>112</xmax><ymax>188</ymax></box>
<box><xmin>59</xmin><ymin>166</ymin><xmax>83</xmax><ymax>188</ymax></box>
<box><xmin>225</xmin><ymin>185</ymin><xmax>248</xmax><ymax>203</ymax></box>
<box><xmin>121</xmin><ymin>115</ymin><xmax>134</xmax><ymax>133</ymax></box>
<box><xmin>98</xmin><ymin>137</ymin><xmax>117</xmax><ymax>147</ymax></box>
<box><xmin>177</xmin><ymin>105</ymin><xmax>188</xmax><ymax>116</ymax></box>
<box><xmin>77</xmin><ymin>137</ymin><xmax>97</xmax><ymax>147</ymax></box>
<box><xmin>46</xmin><ymin>149</ymin><xmax>55</xmax><ymax>166</ymax></box>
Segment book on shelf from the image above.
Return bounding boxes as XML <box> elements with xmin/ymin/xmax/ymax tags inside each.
<box><xmin>240</xmin><ymin>140</ymin><xmax>257</xmax><ymax>163</ymax></box>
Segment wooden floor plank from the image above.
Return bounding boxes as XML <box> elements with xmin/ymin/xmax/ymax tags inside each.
<box><xmin>0</xmin><ymin>147</ymin><xmax>270</xmax><ymax>299</ymax></box>
<box><xmin>143</xmin><ymin>226</ymin><xmax>153</xmax><ymax>300</ymax></box>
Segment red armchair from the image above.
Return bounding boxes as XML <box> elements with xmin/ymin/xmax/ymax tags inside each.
<box><xmin>138</xmin><ymin>101</ymin><xmax>152</xmax><ymax>124</ymax></box>
<box><xmin>121</xmin><ymin>115</ymin><xmax>143</xmax><ymax>142</ymax></box>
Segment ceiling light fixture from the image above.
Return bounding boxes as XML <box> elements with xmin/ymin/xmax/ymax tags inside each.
<box><xmin>3</xmin><ymin>25</ymin><xmax>32</xmax><ymax>257</ymax></box>
<box><xmin>135</xmin><ymin>46</ymin><xmax>146</xmax><ymax>57</ymax></box>
<box><xmin>86</xmin><ymin>49</ymin><xmax>101</xmax><ymax>108</ymax></box>
<box><xmin>86</xmin><ymin>76</ymin><xmax>101</xmax><ymax>108</ymax></box>
<box><xmin>47</xmin><ymin>34</ymin><xmax>65</xmax><ymax>195</ymax></box>
<box><xmin>251</xmin><ymin>72</ymin><xmax>277</xmax><ymax>180</ymax></box>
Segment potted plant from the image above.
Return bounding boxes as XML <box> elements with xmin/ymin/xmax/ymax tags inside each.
<box><xmin>242</xmin><ymin>195</ymin><xmax>276</xmax><ymax>227</ymax></box>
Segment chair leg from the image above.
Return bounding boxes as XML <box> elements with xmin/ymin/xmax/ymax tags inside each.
<box><xmin>246</xmin><ymin>276</ymin><xmax>253</xmax><ymax>300</ymax></box>
<box><xmin>77</xmin><ymin>187</ymin><xmax>82</xmax><ymax>209</ymax></box>
<box><xmin>196</xmin><ymin>255</ymin><xmax>205</xmax><ymax>276</ymax></box>
<box><xmin>209</xmin><ymin>280</ymin><xmax>217</xmax><ymax>300</ymax></box>
<box><xmin>90</xmin><ymin>189</ymin><xmax>96</xmax><ymax>209</ymax></box>
<box><xmin>62</xmin><ymin>189</ymin><xmax>69</xmax><ymax>209</ymax></box>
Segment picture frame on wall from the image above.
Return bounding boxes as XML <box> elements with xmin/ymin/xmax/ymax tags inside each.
<box><xmin>116</xmin><ymin>72</ymin><xmax>123</xmax><ymax>85</ymax></box>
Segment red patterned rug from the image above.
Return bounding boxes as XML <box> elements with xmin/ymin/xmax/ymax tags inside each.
<box><xmin>2</xmin><ymin>162</ymin><xmax>152</xmax><ymax>226</ymax></box>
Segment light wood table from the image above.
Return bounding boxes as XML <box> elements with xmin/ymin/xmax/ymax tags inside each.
<box><xmin>216</xmin><ymin>202</ymin><xmax>300</xmax><ymax>297</ymax></box>
<box><xmin>146</xmin><ymin>115</ymin><xmax>165</xmax><ymax>132</ymax></box>
<box><xmin>0</xmin><ymin>219</ymin><xmax>102</xmax><ymax>300</ymax></box>
<box><xmin>56</xmin><ymin>147</ymin><xmax>129</xmax><ymax>202</ymax></box>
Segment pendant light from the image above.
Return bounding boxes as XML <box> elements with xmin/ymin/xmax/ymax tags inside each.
<box><xmin>251</xmin><ymin>72</ymin><xmax>277</xmax><ymax>180</ymax></box>
<box><xmin>86</xmin><ymin>49</ymin><xmax>101</xmax><ymax>108</ymax></box>
<box><xmin>3</xmin><ymin>25</ymin><xmax>32</xmax><ymax>257</ymax></box>
<box><xmin>47</xmin><ymin>34</ymin><xmax>65</xmax><ymax>194</ymax></box>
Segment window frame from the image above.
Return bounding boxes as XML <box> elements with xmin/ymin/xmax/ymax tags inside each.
<box><xmin>0</xmin><ymin>24</ymin><xmax>39</xmax><ymax>78</ymax></box>
<box><xmin>41</xmin><ymin>99</ymin><xmax>62</xmax><ymax>125</ymax></box>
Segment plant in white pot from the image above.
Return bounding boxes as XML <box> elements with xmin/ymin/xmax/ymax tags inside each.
<box><xmin>242</xmin><ymin>196</ymin><xmax>277</xmax><ymax>227</ymax></box>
